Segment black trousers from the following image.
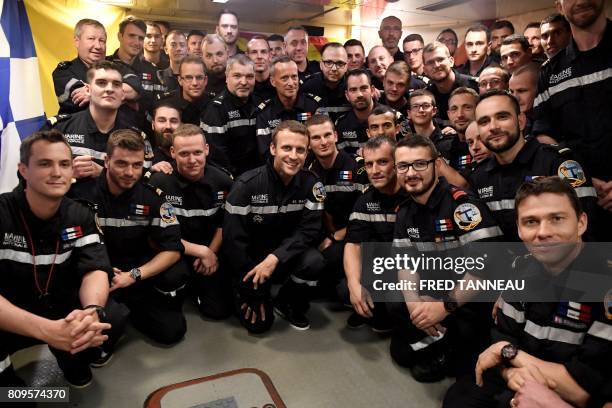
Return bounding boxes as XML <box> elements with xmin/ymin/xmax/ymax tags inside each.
<box><xmin>234</xmin><ymin>248</ymin><xmax>326</xmax><ymax>334</ymax></box>
<box><xmin>185</xmin><ymin>257</ymin><xmax>233</xmax><ymax>320</ymax></box>
<box><xmin>443</xmin><ymin>372</ymin><xmax>513</xmax><ymax>408</ymax></box>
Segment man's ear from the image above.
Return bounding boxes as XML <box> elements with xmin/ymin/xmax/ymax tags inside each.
<box><xmin>170</xmin><ymin>146</ymin><xmax>176</xmax><ymax>160</ymax></box>
<box><xmin>518</xmin><ymin>111</ymin><xmax>527</xmax><ymax>132</ymax></box>
<box><xmin>18</xmin><ymin>162</ymin><xmax>27</xmax><ymax>182</ymax></box>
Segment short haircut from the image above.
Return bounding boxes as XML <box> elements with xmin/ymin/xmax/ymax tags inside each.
<box><xmin>465</xmin><ymin>23</ymin><xmax>491</xmax><ymax>42</ymax></box>
<box><xmin>267</xmin><ymin>34</ymin><xmax>284</xmax><ymax>42</ymax></box>
<box><xmin>217</xmin><ymin>9</ymin><xmax>239</xmax><ymax>24</ymax></box>
<box><xmin>370</xmin><ymin>104</ymin><xmax>398</xmax><ymax>124</ymax></box>
<box><xmin>106</xmin><ymin>129</ymin><xmax>145</xmax><ymax>157</ymax></box>
<box><xmin>346</xmin><ymin>68</ymin><xmax>372</xmax><ymax>85</ymax></box>
<box><xmin>145</xmin><ymin>21</ymin><xmax>161</xmax><ymax>31</ymax></box>
<box><xmin>491</xmin><ymin>20</ymin><xmax>515</xmax><ymax>33</ymax></box>
<box><xmin>515</xmin><ymin>176</ymin><xmax>583</xmax><ymax>219</ymax></box>
<box><xmin>187</xmin><ymin>30</ymin><xmax>205</xmax><ymax>40</ymax></box>
<box><xmin>437</xmin><ymin>28</ymin><xmax>458</xmax><ymax>43</ymax></box>
<box><xmin>344</xmin><ymin>39</ymin><xmax>365</xmax><ymax>53</ymax></box>
<box><xmin>541</xmin><ymin>13</ymin><xmax>570</xmax><ymax>31</ymax></box>
<box><xmin>179</xmin><ymin>55</ymin><xmax>206</xmax><ymax>74</ymax></box>
<box><xmin>363</xmin><ymin>135</ymin><xmax>397</xmax><ymax>152</ymax></box>
<box><xmin>271</xmin><ymin>120</ymin><xmax>308</xmax><ymax>145</ymax></box>
<box><xmin>203</xmin><ymin>33</ymin><xmax>227</xmax><ymax>48</ymax></box>
<box><xmin>226</xmin><ymin>53</ymin><xmax>254</xmax><ymax>75</ymax></box>
<box><xmin>524</xmin><ymin>22</ymin><xmax>541</xmax><ymax>31</ymax></box>
<box><xmin>396</xmin><ymin>134</ymin><xmax>439</xmax><ymax>159</ymax></box>
<box><xmin>154</xmin><ymin>20</ymin><xmax>171</xmax><ymax>32</ymax></box>
<box><xmin>165</xmin><ymin>29</ymin><xmax>186</xmax><ymax>46</ymax></box>
<box><xmin>423</xmin><ymin>41</ymin><xmax>450</xmax><ymax>57</ymax></box>
<box><xmin>512</xmin><ymin>62</ymin><xmax>540</xmax><ymax>78</ymax></box>
<box><xmin>172</xmin><ymin>123</ymin><xmax>206</xmax><ymax>144</ymax></box>
<box><xmin>403</xmin><ymin>33</ymin><xmax>424</xmax><ymax>45</ymax></box>
<box><xmin>480</xmin><ymin>66</ymin><xmax>510</xmax><ymax>84</ymax></box>
<box><xmin>119</xmin><ymin>16</ymin><xmax>146</xmax><ymax>35</ymax></box>
<box><xmin>20</xmin><ymin>130</ymin><xmax>70</xmax><ymax>165</ymax></box>
<box><xmin>449</xmin><ymin>86</ymin><xmax>479</xmax><ymax>101</ymax></box>
<box><xmin>501</xmin><ymin>34</ymin><xmax>530</xmax><ymax>52</ymax></box>
<box><xmin>408</xmin><ymin>88</ymin><xmax>436</xmax><ymax>106</ymax></box>
<box><xmin>74</xmin><ymin>19</ymin><xmax>105</xmax><ymax>39</ymax></box>
<box><xmin>320</xmin><ymin>42</ymin><xmax>344</xmax><ymax>56</ymax></box>
<box><xmin>152</xmin><ymin>100</ymin><xmax>181</xmax><ymax>119</ymax></box>
<box><xmin>385</xmin><ymin>60</ymin><xmax>410</xmax><ymax>79</ymax></box>
<box><xmin>270</xmin><ymin>55</ymin><xmax>295</xmax><ymax>77</ymax></box>
<box><xmin>305</xmin><ymin>114</ymin><xmax>335</xmax><ymax>132</ymax></box>
<box><xmin>86</xmin><ymin>60</ymin><xmax>122</xmax><ymax>83</ymax></box>
<box><xmin>477</xmin><ymin>89</ymin><xmax>520</xmax><ymax>116</ymax></box>
<box><xmin>284</xmin><ymin>25</ymin><xmax>307</xmax><ymax>40</ymax></box>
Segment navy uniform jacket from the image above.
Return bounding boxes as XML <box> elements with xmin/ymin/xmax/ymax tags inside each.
<box><xmin>223</xmin><ymin>161</ymin><xmax>324</xmax><ymax>279</ymax></box>
<box><xmin>308</xmin><ymin>150</ymin><xmax>369</xmax><ymax>231</ymax></box>
<box><xmin>428</xmin><ymin>70</ymin><xmax>478</xmax><ymax>121</ymax></box>
<box><xmin>335</xmin><ymin>109</ymin><xmax>369</xmax><ymax>155</ymax></box>
<box><xmin>468</xmin><ymin>138</ymin><xmax>599</xmax><ymax>241</ymax></box>
<box><xmin>70</xmin><ymin>173</ymin><xmax>183</xmax><ymax>272</ymax></box>
<box><xmin>253</xmin><ymin>78</ymin><xmax>276</xmax><ymax>105</ymax></box>
<box><xmin>205</xmin><ymin>74</ymin><xmax>226</xmax><ymax>99</ymax></box>
<box><xmin>255</xmin><ymin>92</ymin><xmax>322</xmax><ymax>158</ymax></box>
<box><xmin>299</xmin><ymin>60</ymin><xmax>322</xmax><ymax>85</ymax></box>
<box><xmin>0</xmin><ymin>187</ymin><xmax>111</xmax><ymax>319</ymax></box>
<box><xmin>495</xmin><ymin>246</ymin><xmax>612</xmax><ymax>405</ymax></box>
<box><xmin>532</xmin><ymin>19</ymin><xmax>612</xmax><ymax>180</ymax></box>
<box><xmin>107</xmin><ymin>50</ymin><xmax>165</xmax><ymax>106</ymax></box>
<box><xmin>200</xmin><ymin>89</ymin><xmax>260</xmax><ymax>176</ymax></box>
<box><xmin>52</xmin><ymin>57</ymin><xmax>89</xmax><ymax>114</ymax></box>
<box><xmin>301</xmin><ymin>72</ymin><xmax>351</xmax><ymax>122</ymax></box>
<box><xmin>147</xmin><ymin>165</ymin><xmax>233</xmax><ymax>246</ymax></box>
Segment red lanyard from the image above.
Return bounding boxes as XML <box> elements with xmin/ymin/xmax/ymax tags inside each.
<box><xmin>19</xmin><ymin>211</ymin><xmax>60</xmax><ymax>298</ymax></box>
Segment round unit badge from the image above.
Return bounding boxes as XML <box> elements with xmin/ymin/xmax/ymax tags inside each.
<box><xmin>160</xmin><ymin>202</ymin><xmax>177</xmax><ymax>224</ymax></box>
<box><xmin>453</xmin><ymin>203</ymin><xmax>482</xmax><ymax>231</ymax></box>
<box><xmin>312</xmin><ymin>181</ymin><xmax>327</xmax><ymax>202</ymax></box>
<box><xmin>558</xmin><ymin>160</ymin><xmax>586</xmax><ymax>187</ymax></box>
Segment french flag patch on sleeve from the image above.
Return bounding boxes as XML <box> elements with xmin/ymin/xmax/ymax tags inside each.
<box><xmin>338</xmin><ymin>170</ymin><xmax>353</xmax><ymax>180</ymax></box>
<box><xmin>61</xmin><ymin>226</ymin><xmax>83</xmax><ymax>241</ymax></box>
<box><xmin>296</xmin><ymin>112</ymin><xmax>311</xmax><ymax>121</ymax></box>
<box><xmin>130</xmin><ymin>204</ymin><xmax>150</xmax><ymax>216</ymax></box>
<box><xmin>435</xmin><ymin>219</ymin><xmax>453</xmax><ymax>232</ymax></box>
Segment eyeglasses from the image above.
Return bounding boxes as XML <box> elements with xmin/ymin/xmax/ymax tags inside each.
<box><xmin>396</xmin><ymin>159</ymin><xmax>436</xmax><ymax>173</ymax></box>
<box><xmin>479</xmin><ymin>78</ymin><xmax>503</xmax><ymax>88</ymax></box>
<box><xmin>181</xmin><ymin>75</ymin><xmax>206</xmax><ymax>82</ymax></box>
<box><xmin>405</xmin><ymin>48</ymin><xmax>423</xmax><ymax>55</ymax></box>
<box><xmin>438</xmin><ymin>38</ymin><xmax>457</xmax><ymax>46</ymax></box>
<box><xmin>322</xmin><ymin>60</ymin><xmax>347</xmax><ymax>69</ymax></box>
<box><xmin>410</xmin><ymin>102</ymin><xmax>434</xmax><ymax>111</ymax></box>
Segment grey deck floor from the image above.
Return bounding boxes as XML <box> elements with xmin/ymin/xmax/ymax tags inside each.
<box><xmin>13</xmin><ymin>301</ymin><xmax>450</xmax><ymax>407</ymax></box>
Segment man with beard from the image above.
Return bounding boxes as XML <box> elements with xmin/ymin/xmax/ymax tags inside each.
<box><xmin>223</xmin><ymin>121</ymin><xmax>326</xmax><ymax>333</ymax></box>
<box><xmin>344</xmin><ymin>39</ymin><xmax>366</xmax><ymax>71</ymax></box>
<box><xmin>216</xmin><ymin>10</ymin><xmax>241</xmax><ymax>57</ymax></box>
<box><xmin>533</xmin><ymin>0</ymin><xmax>612</xmax><ymax>240</ymax></box>
<box><xmin>306</xmin><ymin>115</ymin><xmax>368</xmax><ymax>301</ymax></box>
<box><xmin>201</xmin><ymin>54</ymin><xmax>260</xmax><ymax>177</ymax></box>
<box><xmin>335</xmin><ymin>69</ymin><xmax>375</xmax><ymax>155</ymax></box>
<box><xmin>71</xmin><ymin>130</ymin><xmax>187</xmax><ymax>346</ymax></box>
<box><xmin>255</xmin><ymin>56</ymin><xmax>321</xmax><ymax>159</ymax></box>
<box><xmin>490</xmin><ymin>20</ymin><xmax>515</xmax><ymax>58</ymax></box>
<box><xmin>159</xmin><ymin>30</ymin><xmax>188</xmax><ymax>93</ymax></box>
<box><xmin>523</xmin><ymin>22</ymin><xmax>547</xmax><ymax>64</ymax></box>
<box><xmin>390</xmin><ymin>135</ymin><xmax>502</xmax><ymax>382</ymax></box>
<box><xmin>443</xmin><ymin>177</ymin><xmax>612</xmax><ymax>408</ymax></box>
<box><xmin>247</xmin><ymin>36</ymin><xmax>275</xmax><ymax>103</ymax></box>
<box><xmin>509</xmin><ymin>63</ymin><xmax>540</xmax><ymax>138</ymax></box>
<box><xmin>47</xmin><ymin>61</ymin><xmax>153</xmax><ymax>183</ymax></box>
<box><xmin>284</xmin><ymin>26</ymin><xmax>321</xmax><ymax>84</ymax></box>
<box><xmin>539</xmin><ymin>13</ymin><xmax>572</xmax><ymax>59</ymax></box>
<box><xmin>202</xmin><ymin>34</ymin><xmax>229</xmax><ymax>99</ymax></box>
<box><xmin>477</xmin><ymin>66</ymin><xmax>510</xmax><ymax>94</ymax></box>
<box><xmin>457</xmin><ymin>25</ymin><xmax>499</xmax><ymax>77</ymax></box>
<box><xmin>367</xmin><ymin>45</ymin><xmax>394</xmax><ymax>91</ymax></box>
<box><xmin>186</xmin><ymin>30</ymin><xmax>204</xmax><ymax>58</ymax></box>
<box><xmin>150</xmin><ymin>102</ymin><xmax>181</xmax><ymax>174</ymax></box>
<box><xmin>143</xmin><ymin>21</ymin><xmax>169</xmax><ymax>69</ymax></box>
<box><xmin>148</xmin><ymin>125</ymin><xmax>234</xmax><ymax>320</ymax></box>
<box><xmin>378</xmin><ymin>16</ymin><xmax>404</xmax><ymax>62</ymax></box>
<box><xmin>444</xmin><ymin>87</ymin><xmax>479</xmax><ymax>172</ymax></box>
<box><xmin>53</xmin><ymin>19</ymin><xmax>107</xmax><ymax>114</ymax></box>
<box><xmin>423</xmin><ymin>42</ymin><xmax>478</xmax><ymax>122</ymax></box>
<box><xmin>469</xmin><ymin>89</ymin><xmax>598</xmax><ymax>241</ymax></box>
<box><xmin>301</xmin><ymin>42</ymin><xmax>351</xmax><ymax>122</ymax></box>
<box><xmin>344</xmin><ymin>136</ymin><xmax>405</xmax><ymax>332</ymax></box>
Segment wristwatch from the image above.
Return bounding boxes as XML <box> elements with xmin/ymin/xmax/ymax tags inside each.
<box><xmin>501</xmin><ymin>343</ymin><xmax>519</xmax><ymax>365</ymax></box>
<box><xmin>129</xmin><ymin>267</ymin><xmax>142</xmax><ymax>282</ymax></box>
<box><xmin>84</xmin><ymin>304</ymin><xmax>107</xmax><ymax>322</ymax></box>
<box><xmin>443</xmin><ymin>295</ymin><xmax>458</xmax><ymax>313</ymax></box>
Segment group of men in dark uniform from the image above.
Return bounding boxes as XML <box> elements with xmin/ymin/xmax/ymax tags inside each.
<box><xmin>1</xmin><ymin>1</ymin><xmax>611</xmax><ymax>407</ymax></box>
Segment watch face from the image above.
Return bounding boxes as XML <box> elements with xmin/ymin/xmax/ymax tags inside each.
<box><xmin>502</xmin><ymin>344</ymin><xmax>517</xmax><ymax>360</ymax></box>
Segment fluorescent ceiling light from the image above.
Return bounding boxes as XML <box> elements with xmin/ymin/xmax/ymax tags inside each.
<box><xmin>212</xmin><ymin>0</ymin><xmax>229</xmax><ymax>3</ymax></box>
<box><xmin>94</xmin><ymin>0</ymin><xmax>135</xmax><ymax>6</ymax></box>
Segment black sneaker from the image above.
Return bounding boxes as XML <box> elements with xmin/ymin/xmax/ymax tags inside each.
<box><xmin>64</xmin><ymin>369</ymin><xmax>93</xmax><ymax>389</ymax></box>
<box><xmin>410</xmin><ymin>354</ymin><xmax>447</xmax><ymax>383</ymax></box>
<box><xmin>369</xmin><ymin>317</ymin><xmax>393</xmax><ymax>334</ymax></box>
<box><xmin>346</xmin><ymin>312</ymin><xmax>367</xmax><ymax>329</ymax></box>
<box><xmin>273</xmin><ymin>302</ymin><xmax>310</xmax><ymax>330</ymax></box>
<box><xmin>90</xmin><ymin>349</ymin><xmax>113</xmax><ymax>368</ymax></box>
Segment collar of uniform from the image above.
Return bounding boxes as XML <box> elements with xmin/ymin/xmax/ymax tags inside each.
<box><xmin>82</xmin><ymin>108</ymin><xmax>103</xmax><ymax>134</ymax></box>
<box><xmin>72</xmin><ymin>57</ymin><xmax>88</xmax><ymax>74</ymax></box>
<box><xmin>224</xmin><ymin>87</ymin><xmax>252</xmax><ymax>107</ymax></box>
<box><xmin>14</xmin><ymin>185</ymin><xmax>63</xmax><ymax>232</ymax></box>
<box><xmin>429</xmin><ymin>126</ymin><xmax>445</xmax><ymax>144</ymax></box>
<box><xmin>98</xmin><ymin>169</ymin><xmax>135</xmax><ymax>200</ymax></box>
<box><xmin>372</xmin><ymin>185</ymin><xmax>407</xmax><ymax>205</ymax></box>
<box><xmin>425</xmin><ymin>176</ymin><xmax>449</xmax><ymax>209</ymax></box>
<box><xmin>208</xmin><ymin>73</ymin><xmax>225</xmax><ymax>87</ymax></box>
<box><xmin>484</xmin><ymin>137</ymin><xmax>538</xmax><ymax>171</ymax></box>
<box><xmin>332</xmin><ymin>150</ymin><xmax>353</xmax><ymax>170</ymax></box>
<box><xmin>173</xmin><ymin>164</ymin><xmax>215</xmax><ymax>189</ymax></box>
<box><xmin>265</xmin><ymin>158</ymin><xmax>301</xmax><ymax>190</ymax></box>
<box><xmin>566</xmin><ymin>19</ymin><xmax>612</xmax><ymax>61</ymax></box>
